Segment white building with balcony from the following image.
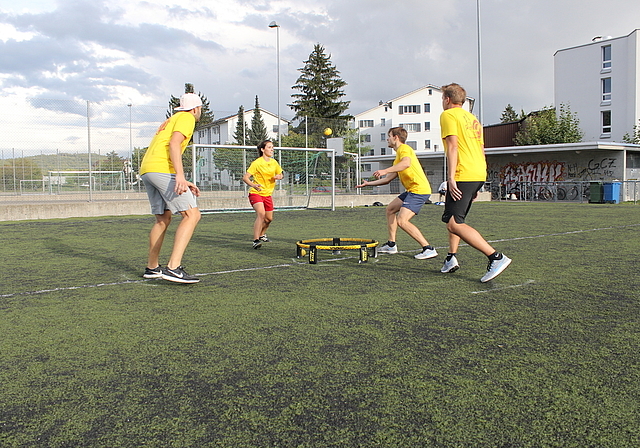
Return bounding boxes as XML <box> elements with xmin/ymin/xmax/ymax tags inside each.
<box><xmin>353</xmin><ymin>84</ymin><xmax>474</xmax><ymax>179</ymax></box>
<box><xmin>554</xmin><ymin>29</ymin><xmax>640</xmax><ymax>143</ymax></box>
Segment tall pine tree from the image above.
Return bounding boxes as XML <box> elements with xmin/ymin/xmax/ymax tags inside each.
<box><xmin>500</xmin><ymin>104</ymin><xmax>520</xmax><ymax>123</ymax></box>
<box><xmin>233</xmin><ymin>105</ymin><xmax>249</xmax><ymax>145</ymax></box>
<box><xmin>248</xmin><ymin>96</ymin><xmax>269</xmax><ymax>146</ymax></box>
<box><xmin>289</xmin><ymin>44</ymin><xmax>351</xmax><ymax>138</ymax></box>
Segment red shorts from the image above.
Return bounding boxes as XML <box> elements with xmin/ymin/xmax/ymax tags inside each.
<box><xmin>248</xmin><ymin>193</ymin><xmax>274</xmax><ymax>212</ymax></box>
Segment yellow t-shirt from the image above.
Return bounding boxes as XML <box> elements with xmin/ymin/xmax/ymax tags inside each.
<box><xmin>140</xmin><ymin>112</ymin><xmax>196</xmax><ymax>175</ymax></box>
<box><xmin>247</xmin><ymin>157</ymin><xmax>283</xmax><ymax>197</ymax></box>
<box><xmin>440</xmin><ymin>107</ymin><xmax>487</xmax><ymax>182</ymax></box>
<box><xmin>394</xmin><ymin>144</ymin><xmax>431</xmax><ymax>195</ymax></box>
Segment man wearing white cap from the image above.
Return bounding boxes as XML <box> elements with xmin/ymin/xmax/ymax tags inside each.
<box><xmin>140</xmin><ymin>93</ymin><xmax>203</xmax><ymax>283</ymax></box>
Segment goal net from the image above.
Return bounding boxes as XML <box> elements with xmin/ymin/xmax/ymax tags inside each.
<box><xmin>46</xmin><ymin>171</ymin><xmax>126</xmax><ymax>194</ymax></box>
<box><xmin>192</xmin><ymin>145</ymin><xmax>337</xmax><ymax>211</ymax></box>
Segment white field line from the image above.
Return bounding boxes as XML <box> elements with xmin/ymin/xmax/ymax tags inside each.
<box><xmin>471</xmin><ymin>279</ymin><xmax>536</xmax><ymax>294</ymax></box>
<box><xmin>2</xmin><ymin>224</ymin><xmax>637</xmax><ymax>299</ymax></box>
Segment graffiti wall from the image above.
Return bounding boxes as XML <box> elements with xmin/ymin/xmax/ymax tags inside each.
<box><xmin>487</xmin><ymin>155</ymin><xmax>620</xmax><ymax>187</ymax></box>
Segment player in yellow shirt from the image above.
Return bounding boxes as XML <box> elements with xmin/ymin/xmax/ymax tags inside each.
<box><xmin>140</xmin><ymin>93</ymin><xmax>202</xmax><ymax>283</ymax></box>
<box><xmin>356</xmin><ymin>127</ymin><xmax>437</xmax><ymax>259</ymax></box>
<box><xmin>242</xmin><ymin>140</ymin><xmax>284</xmax><ymax>249</ymax></box>
<box><xmin>439</xmin><ymin>83</ymin><xmax>511</xmax><ymax>282</ymax></box>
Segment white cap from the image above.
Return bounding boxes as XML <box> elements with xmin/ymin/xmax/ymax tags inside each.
<box><xmin>175</xmin><ymin>93</ymin><xmax>203</xmax><ymax>111</ymax></box>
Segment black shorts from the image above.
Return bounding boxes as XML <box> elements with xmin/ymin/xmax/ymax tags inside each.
<box><xmin>441</xmin><ymin>181</ymin><xmax>484</xmax><ymax>224</ymax></box>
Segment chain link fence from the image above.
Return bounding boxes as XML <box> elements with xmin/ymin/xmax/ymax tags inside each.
<box><xmin>486</xmin><ymin>180</ymin><xmax>640</xmax><ymax>203</ymax></box>
<box><xmin>0</xmin><ymin>98</ymin><xmax>165</xmax><ymax>202</ymax></box>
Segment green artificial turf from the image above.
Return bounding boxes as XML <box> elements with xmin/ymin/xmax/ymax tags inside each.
<box><xmin>1</xmin><ymin>202</ymin><xmax>639</xmax><ymax>447</ymax></box>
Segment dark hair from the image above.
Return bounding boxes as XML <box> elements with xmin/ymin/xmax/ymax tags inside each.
<box><xmin>257</xmin><ymin>140</ymin><xmax>272</xmax><ymax>156</ymax></box>
<box><xmin>388</xmin><ymin>126</ymin><xmax>408</xmax><ymax>143</ymax></box>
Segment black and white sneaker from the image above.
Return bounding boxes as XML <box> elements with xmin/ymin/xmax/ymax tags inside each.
<box><xmin>259</xmin><ymin>235</ymin><xmax>270</xmax><ymax>242</ymax></box>
<box><xmin>161</xmin><ymin>266</ymin><xmax>200</xmax><ymax>284</ymax></box>
<box><xmin>143</xmin><ymin>265</ymin><xmax>163</xmax><ymax>279</ymax></box>
<box><xmin>253</xmin><ymin>240</ymin><xmax>262</xmax><ymax>249</ymax></box>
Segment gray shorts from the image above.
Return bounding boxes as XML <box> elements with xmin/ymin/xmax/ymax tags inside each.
<box><xmin>141</xmin><ymin>172</ymin><xmax>198</xmax><ymax>215</ymax></box>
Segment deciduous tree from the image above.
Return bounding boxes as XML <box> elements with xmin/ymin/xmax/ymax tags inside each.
<box><xmin>514</xmin><ymin>104</ymin><xmax>583</xmax><ymax>146</ymax></box>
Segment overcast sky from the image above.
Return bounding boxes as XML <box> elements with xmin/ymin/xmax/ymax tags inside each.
<box><xmin>1</xmin><ymin>0</ymin><xmax>639</xmax><ymax>125</ymax></box>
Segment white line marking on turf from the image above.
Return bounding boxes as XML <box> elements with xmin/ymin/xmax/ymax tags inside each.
<box><xmin>3</xmin><ymin>223</ymin><xmax>637</xmax><ymax>299</ymax></box>
<box><xmin>471</xmin><ymin>279</ymin><xmax>536</xmax><ymax>294</ymax></box>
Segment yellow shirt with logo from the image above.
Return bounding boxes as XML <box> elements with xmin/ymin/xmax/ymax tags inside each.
<box><xmin>140</xmin><ymin>112</ymin><xmax>196</xmax><ymax>175</ymax></box>
<box><xmin>394</xmin><ymin>144</ymin><xmax>431</xmax><ymax>195</ymax></box>
<box><xmin>247</xmin><ymin>157</ymin><xmax>283</xmax><ymax>197</ymax></box>
<box><xmin>440</xmin><ymin>107</ymin><xmax>486</xmax><ymax>182</ymax></box>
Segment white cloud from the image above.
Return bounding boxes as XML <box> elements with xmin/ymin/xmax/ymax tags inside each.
<box><xmin>1</xmin><ymin>0</ymin><xmax>640</xmax><ymax>128</ymax></box>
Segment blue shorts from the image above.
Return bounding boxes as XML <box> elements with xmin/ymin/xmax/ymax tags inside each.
<box><xmin>398</xmin><ymin>191</ymin><xmax>431</xmax><ymax>215</ymax></box>
<box><xmin>142</xmin><ymin>172</ymin><xmax>198</xmax><ymax>215</ymax></box>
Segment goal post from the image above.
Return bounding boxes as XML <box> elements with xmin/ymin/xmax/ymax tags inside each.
<box><xmin>191</xmin><ymin>144</ymin><xmax>338</xmax><ymax>211</ymax></box>
<box><xmin>46</xmin><ymin>171</ymin><xmax>125</xmax><ymax>194</ymax></box>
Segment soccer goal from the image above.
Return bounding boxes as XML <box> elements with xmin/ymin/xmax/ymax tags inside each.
<box><xmin>191</xmin><ymin>144</ymin><xmax>339</xmax><ymax>211</ymax></box>
<box><xmin>46</xmin><ymin>171</ymin><xmax>126</xmax><ymax>194</ymax></box>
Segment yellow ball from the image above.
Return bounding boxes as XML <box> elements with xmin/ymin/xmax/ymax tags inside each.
<box><xmin>323</xmin><ymin>128</ymin><xmax>332</xmax><ymax>136</ymax></box>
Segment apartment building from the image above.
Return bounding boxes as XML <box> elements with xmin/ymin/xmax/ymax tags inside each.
<box><xmin>353</xmin><ymin>85</ymin><xmax>474</xmax><ymax>174</ymax></box>
<box><xmin>554</xmin><ymin>29</ymin><xmax>640</xmax><ymax>143</ymax></box>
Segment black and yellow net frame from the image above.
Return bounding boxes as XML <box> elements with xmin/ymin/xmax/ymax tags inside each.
<box><xmin>296</xmin><ymin>238</ymin><xmax>379</xmax><ymax>264</ymax></box>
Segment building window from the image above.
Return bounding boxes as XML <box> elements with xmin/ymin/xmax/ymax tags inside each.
<box><xmin>428</xmin><ymin>89</ymin><xmax>433</xmax><ymax>95</ymax></box>
<box><xmin>602</xmin><ymin>78</ymin><xmax>611</xmax><ymax>101</ymax></box>
<box><xmin>424</xmin><ymin>103</ymin><xmax>431</xmax><ymax>113</ymax></box>
<box><xmin>213</xmin><ymin>126</ymin><xmax>220</xmax><ymax>135</ymax></box>
<box><xmin>361</xmin><ymin>163</ymin><xmax>372</xmax><ymax>172</ymax></box>
<box><xmin>602</xmin><ymin>45</ymin><xmax>612</xmax><ymax>69</ymax></box>
<box><xmin>424</xmin><ymin>122</ymin><xmax>431</xmax><ymax>132</ymax></box>
<box><xmin>380</xmin><ymin>133</ymin><xmax>386</xmax><ymax>141</ymax></box>
<box><xmin>360</xmin><ymin>134</ymin><xmax>371</xmax><ymax>143</ymax></box>
<box><xmin>381</xmin><ymin>148</ymin><xmax>386</xmax><ymax>155</ymax></box>
<box><xmin>425</xmin><ymin>140</ymin><xmax>431</xmax><ymax>149</ymax></box>
<box><xmin>368</xmin><ymin>149</ymin><xmax>374</xmax><ymax>156</ymax></box>
<box><xmin>380</xmin><ymin>118</ymin><xmax>386</xmax><ymax>126</ymax></box>
<box><xmin>272</xmin><ymin>125</ymin><xmax>279</xmax><ymax>133</ymax></box>
<box><xmin>602</xmin><ymin>110</ymin><xmax>611</xmax><ymax>134</ymax></box>
<box><xmin>399</xmin><ymin>105</ymin><xmax>421</xmax><ymax>114</ymax></box>
<box><xmin>401</xmin><ymin>123</ymin><xmax>421</xmax><ymax>132</ymax></box>
<box><xmin>359</xmin><ymin>119</ymin><xmax>374</xmax><ymax>128</ymax></box>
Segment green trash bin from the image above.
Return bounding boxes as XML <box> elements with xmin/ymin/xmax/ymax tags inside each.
<box><xmin>589</xmin><ymin>182</ymin><xmax>604</xmax><ymax>203</ymax></box>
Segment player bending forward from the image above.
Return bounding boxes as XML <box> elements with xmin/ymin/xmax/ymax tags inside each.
<box><xmin>356</xmin><ymin>127</ymin><xmax>437</xmax><ymax>260</ymax></box>
<box><xmin>439</xmin><ymin>83</ymin><xmax>511</xmax><ymax>282</ymax></box>
<box><xmin>140</xmin><ymin>93</ymin><xmax>202</xmax><ymax>284</ymax></box>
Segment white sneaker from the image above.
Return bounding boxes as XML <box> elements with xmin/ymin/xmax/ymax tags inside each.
<box><xmin>414</xmin><ymin>247</ymin><xmax>438</xmax><ymax>259</ymax></box>
<box><xmin>378</xmin><ymin>243</ymin><xmax>398</xmax><ymax>254</ymax></box>
<box><xmin>441</xmin><ymin>256</ymin><xmax>460</xmax><ymax>273</ymax></box>
<box><xmin>480</xmin><ymin>255</ymin><xmax>512</xmax><ymax>282</ymax></box>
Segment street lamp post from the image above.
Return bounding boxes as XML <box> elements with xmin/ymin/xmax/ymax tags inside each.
<box><xmin>269</xmin><ymin>21</ymin><xmax>281</xmax><ymax>147</ymax></box>
<box><xmin>476</xmin><ymin>0</ymin><xmax>483</xmax><ymax>124</ymax></box>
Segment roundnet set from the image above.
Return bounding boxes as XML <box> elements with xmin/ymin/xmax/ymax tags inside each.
<box><xmin>295</xmin><ymin>237</ymin><xmax>379</xmax><ymax>264</ymax></box>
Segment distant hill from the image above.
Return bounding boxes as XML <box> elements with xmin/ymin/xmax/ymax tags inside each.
<box><xmin>22</xmin><ymin>153</ymin><xmax>107</xmax><ymax>173</ymax></box>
